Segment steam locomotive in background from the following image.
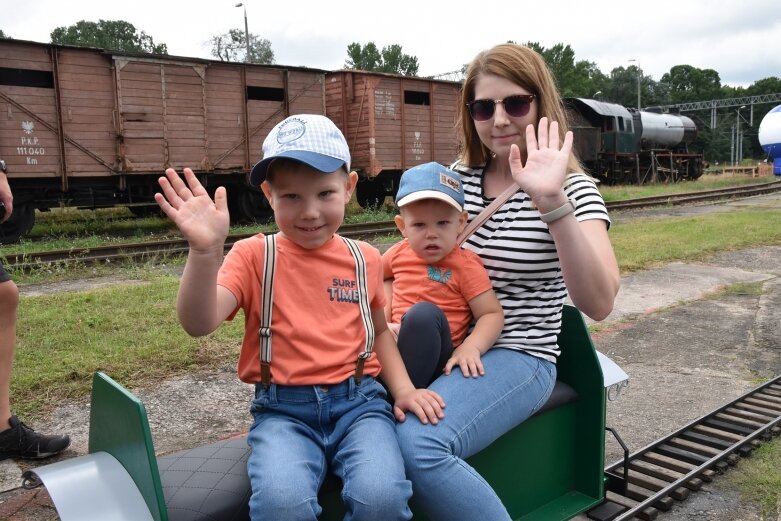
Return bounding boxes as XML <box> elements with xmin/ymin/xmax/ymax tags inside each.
<box><xmin>0</xmin><ymin>38</ymin><xmax>703</xmax><ymax>243</ymax></box>
<box><xmin>565</xmin><ymin>97</ymin><xmax>704</xmax><ymax>185</ymax></box>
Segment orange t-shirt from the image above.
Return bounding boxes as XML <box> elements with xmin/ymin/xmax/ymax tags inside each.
<box><xmin>217</xmin><ymin>234</ymin><xmax>384</xmax><ymax>385</ymax></box>
<box><xmin>382</xmin><ymin>240</ymin><xmax>493</xmax><ymax>346</ymax></box>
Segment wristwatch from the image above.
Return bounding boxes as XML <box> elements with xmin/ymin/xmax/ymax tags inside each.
<box><xmin>0</xmin><ymin>159</ymin><xmax>6</xmax><ymax>173</ymax></box>
<box><xmin>539</xmin><ymin>198</ymin><xmax>576</xmax><ymax>223</ymax></box>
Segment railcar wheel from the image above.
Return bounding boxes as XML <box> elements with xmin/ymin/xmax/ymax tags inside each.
<box><xmin>356</xmin><ymin>180</ymin><xmax>385</xmax><ymax>209</ymax></box>
<box><xmin>0</xmin><ymin>202</ymin><xmax>35</xmax><ymax>244</ymax></box>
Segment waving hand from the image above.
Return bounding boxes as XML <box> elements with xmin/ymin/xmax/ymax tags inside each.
<box><xmin>155</xmin><ymin>168</ymin><xmax>230</xmax><ymax>252</ymax></box>
<box><xmin>509</xmin><ymin>117</ymin><xmax>573</xmax><ymax>203</ymax></box>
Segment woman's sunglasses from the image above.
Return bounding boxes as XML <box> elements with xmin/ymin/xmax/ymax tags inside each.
<box><xmin>466</xmin><ymin>94</ymin><xmax>536</xmax><ymax>121</ymax></box>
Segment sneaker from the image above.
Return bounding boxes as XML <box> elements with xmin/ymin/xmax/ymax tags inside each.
<box><xmin>0</xmin><ymin>416</ymin><xmax>71</xmax><ymax>460</ymax></box>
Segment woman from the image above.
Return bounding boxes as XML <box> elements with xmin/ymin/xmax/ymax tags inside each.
<box><xmin>395</xmin><ymin>43</ymin><xmax>621</xmax><ymax>521</ymax></box>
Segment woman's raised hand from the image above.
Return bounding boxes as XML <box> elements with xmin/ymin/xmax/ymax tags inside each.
<box><xmin>509</xmin><ymin>117</ymin><xmax>573</xmax><ymax>203</ymax></box>
<box><xmin>155</xmin><ymin>168</ymin><xmax>230</xmax><ymax>252</ymax></box>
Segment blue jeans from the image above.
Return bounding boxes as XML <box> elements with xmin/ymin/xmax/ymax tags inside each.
<box><xmin>396</xmin><ymin>349</ymin><xmax>556</xmax><ymax>521</ymax></box>
<box><xmin>247</xmin><ymin>377</ymin><xmax>412</xmax><ymax>521</ymax></box>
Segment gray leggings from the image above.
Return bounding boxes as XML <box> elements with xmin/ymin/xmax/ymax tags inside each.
<box><xmin>397</xmin><ymin>301</ymin><xmax>454</xmax><ymax>388</ymax></box>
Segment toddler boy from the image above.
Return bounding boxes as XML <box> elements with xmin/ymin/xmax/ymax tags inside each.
<box><xmin>383</xmin><ymin>162</ymin><xmax>503</xmax><ymax>387</ymax></box>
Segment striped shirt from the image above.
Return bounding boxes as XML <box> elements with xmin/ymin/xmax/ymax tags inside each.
<box><xmin>451</xmin><ymin>162</ymin><xmax>610</xmax><ymax>362</ymax></box>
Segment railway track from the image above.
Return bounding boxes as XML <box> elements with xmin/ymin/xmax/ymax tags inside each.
<box><xmin>605</xmin><ymin>179</ymin><xmax>781</xmax><ymax>210</ymax></box>
<box><xmin>588</xmin><ymin>375</ymin><xmax>781</xmax><ymax>521</ymax></box>
<box><xmin>1</xmin><ymin>221</ymin><xmax>400</xmax><ymax>270</ymax></box>
<box><xmin>3</xmin><ymin>180</ymin><xmax>780</xmax><ymax>270</ymax></box>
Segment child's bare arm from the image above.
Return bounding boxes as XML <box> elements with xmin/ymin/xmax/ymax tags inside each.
<box><xmin>155</xmin><ymin>168</ymin><xmax>235</xmax><ymax>335</ymax></box>
<box><xmin>371</xmin><ymin>308</ymin><xmax>445</xmax><ymax>424</ymax></box>
<box><xmin>383</xmin><ymin>278</ymin><xmax>394</xmax><ymax>322</ymax></box>
<box><xmin>443</xmin><ymin>290</ymin><xmax>504</xmax><ymax>378</ymax></box>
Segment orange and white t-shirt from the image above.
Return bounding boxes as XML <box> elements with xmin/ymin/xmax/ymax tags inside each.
<box><xmin>217</xmin><ymin>233</ymin><xmax>384</xmax><ymax>386</ymax></box>
<box><xmin>382</xmin><ymin>240</ymin><xmax>493</xmax><ymax>347</ymax></box>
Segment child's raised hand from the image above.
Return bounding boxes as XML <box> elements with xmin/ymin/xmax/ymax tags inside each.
<box><xmin>155</xmin><ymin>168</ymin><xmax>230</xmax><ymax>252</ymax></box>
<box><xmin>443</xmin><ymin>345</ymin><xmax>485</xmax><ymax>378</ymax></box>
<box><xmin>393</xmin><ymin>388</ymin><xmax>445</xmax><ymax>425</ymax></box>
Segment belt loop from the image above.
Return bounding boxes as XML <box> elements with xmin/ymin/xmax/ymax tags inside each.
<box><xmin>254</xmin><ymin>382</ymin><xmax>278</xmax><ymax>406</ymax></box>
<box><xmin>348</xmin><ymin>375</ymin><xmax>357</xmax><ymax>399</ymax></box>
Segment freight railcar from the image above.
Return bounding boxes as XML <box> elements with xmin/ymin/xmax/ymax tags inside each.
<box><xmin>325</xmin><ymin>70</ymin><xmax>461</xmax><ymax>208</ymax></box>
<box><xmin>0</xmin><ymin>39</ymin><xmax>464</xmax><ymax>243</ymax></box>
<box><xmin>0</xmin><ymin>38</ymin><xmax>328</xmax><ymax>242</ymax></box>
<box><xmin>565</xmin><ymin>97</ymin><xmax>704</xmax><ymax>184</ymax></box>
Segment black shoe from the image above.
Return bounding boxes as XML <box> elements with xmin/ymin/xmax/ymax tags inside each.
<box><xmin>0</xmin><ymin>416</ymin><xmax>71</xmax><ymax>460</ymax></box>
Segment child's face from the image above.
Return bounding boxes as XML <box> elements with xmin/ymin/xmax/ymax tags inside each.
<box><xmin>261</xmin><ymin>162</ymin><xmax>357</xmax><ymax>250</ymax></box>
<box><xmin>394</xmin><ymin>199</ymin><xmax>467</xmax><ymax>263</ymax></box>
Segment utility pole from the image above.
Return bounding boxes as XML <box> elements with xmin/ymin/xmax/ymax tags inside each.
<box><xmin>236</xmin><ymin>3</ymin><xmax>251</xmax><ymax>62</ymax></box>
<box><xmin>736</xmin><ymin>105</ymin><xmax>746</xmax><ymax>165</ymax></box>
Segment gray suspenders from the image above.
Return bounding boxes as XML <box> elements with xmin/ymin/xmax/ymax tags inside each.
<box><xmin>258</xmin><ymin>234</ymin><xmax>375</xmax><ymax>388</ymax></box>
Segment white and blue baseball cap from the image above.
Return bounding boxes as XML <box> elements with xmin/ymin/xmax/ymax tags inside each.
<box><xmin>250</xmin><ymin>114</ymin><xmax>351</xmax><ymax>186</ymax></box>
<box><xmin>395</xmin><ymin>162</ymin><xmax>464</xmax><ymax>211</ymax></box>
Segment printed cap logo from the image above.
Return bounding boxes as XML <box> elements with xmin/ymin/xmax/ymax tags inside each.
<box><xmin>440</xmin><ymin>172</ymin><xmax>460</xmax><ymax>192</ymax></box>
<box><xmin>276</xmin><ymin>118</ymin><xmax>306</xmax><ymax>144</ymax></box>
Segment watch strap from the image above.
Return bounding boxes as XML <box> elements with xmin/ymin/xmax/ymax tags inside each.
<box><xmin>539</xmin><ymin>198</ymin><xmax>576</xmax><ymax>223</ymax></box>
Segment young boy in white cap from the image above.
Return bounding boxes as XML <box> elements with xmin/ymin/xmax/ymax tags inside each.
<box><xmin>383</xmin><ymin>162</ymin><xmax>503</xmax><ymax>388</ymax></box>
<box><xmin>155</xmin><ymin>114</ymin><xmax>444</xmax><ymax>521</ymax></box>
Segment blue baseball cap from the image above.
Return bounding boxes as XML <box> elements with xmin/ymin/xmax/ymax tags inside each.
<box><xmin>395</xmin><ymin>162</ymin><xmax>464</xmax><ymax>211</ymax></box>
<box><xmin>250</xmin><ymin>114</ymin><xmax>351</xmax><ymax>186</ymax></box>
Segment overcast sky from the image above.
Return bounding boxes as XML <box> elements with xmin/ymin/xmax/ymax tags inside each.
<box><xmin>3</xmin><ymin>0</ymin><xmax>780</xmax><ymax>89</ymax></box>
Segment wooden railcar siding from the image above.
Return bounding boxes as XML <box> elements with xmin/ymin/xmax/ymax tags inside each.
<box><xmin>0</xmin><ymin>42</ymin><xmax>61</xmax><ymax>179</ymax></box>
<box><xmin>324</xmin><ymin>70</ymin><xmax>461</xmax><ymax>177</ymax></box>
<box><xmin>115</xmin><ymin>58</ymin><xmax>209</xmax><ymax>172</ymax></box>
<box><xmin>205</xmin><ymin>64</ymin><xmax>246</xmax><ymax>171</ymax></box>
<box><xmin>57</xmin><ymin>48</ymin><xmax>117</xmax><ymax>178</ymax></box>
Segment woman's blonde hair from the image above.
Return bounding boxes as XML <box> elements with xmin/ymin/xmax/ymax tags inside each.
<box><xmin>458</xmin><ymin>43</ymin><xmax>583</xmax><ymax>173</ymax></box>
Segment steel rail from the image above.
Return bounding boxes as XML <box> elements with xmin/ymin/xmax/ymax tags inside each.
<box><xmin>3</xmin><ymin>221</ymin><xmax>400</xmax><ymax>270</ymax></box>
<box><xmin>590</xmin><ymin>376</ymin><xmax>781</xmax><ymax>521</ymax></box>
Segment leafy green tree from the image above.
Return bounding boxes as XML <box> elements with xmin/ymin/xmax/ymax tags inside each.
<box><xmin>345</xmin><ymin>42</ymin><xmax>419</xmax><ymax>76</ymax></box>
<box><xmin>0</xmin><ymin>29</ymin><xmax>7</xmax><ymax>39</ymax></box>
<box><xmin>210</xmin><ymin>29</ymin><xmax>274</xmax><ymax>64</ymax></box>
<box><xmin>523</xmin><ymin>42</ymin><xmax>607</xmax><ymax>99</ymax></box>
<box><xmin>50</xmin><ymin>20</ymin><xmax>167</xmax><ymax>54</ymax></box>
<box><xmin>659</xmin><ymin>65</ymin><xmax>722</xmax><ymax>104</ymax></box>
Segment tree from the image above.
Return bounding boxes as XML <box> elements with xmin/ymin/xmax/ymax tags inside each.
<box><xmin>523</xmin><ymin>42</ymin><xmax>607</xmax><ymax>99</ymax></box>
<box><xmin>209</xmin><ymin>29</ymin><xmax>274</xmax><ymax>64</ymax></box>
<box><xmin>345</xmin><ymin>42</ymin><xmax>419</xmax><ymax>76</ymax></box>
<box><xmin>659</xmin><ymin>65</ymin><xmax>722</xmax><ymax>104</ymax></box>
<box><xmin>50</xmin><ymin>20</ymin><xmax>167</xmax><ymax>54</ymax></box>
<box><xmin>0</xmin><ymin>29</ymin><xmax>7</xmax><ymax>39</ymax></box>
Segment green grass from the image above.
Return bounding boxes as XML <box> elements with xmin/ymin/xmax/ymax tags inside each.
<box><xmin>610</xmin><ymin>209</ymin><xmax>781</xmax><ymax>272</ymax></box>
<box><xmin>726</xmin><ymin>439</ymin><xmax>781</xmax><ymax>518</ymax></box>
<box><xmin>599</xmin><ymin>174</ymin><xmax>777</xmax><ymax>202</ymax></box>
<box><xmin>13</xmin><ymin>276</ymin><xmax>243</xmax><ymax>419</ymax></box>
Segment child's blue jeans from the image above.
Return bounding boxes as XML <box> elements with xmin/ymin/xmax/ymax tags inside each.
<box><xmin>247</xmin><ymin>376</ymin><xmax>412</xmax><ymax>521</ymax></box>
